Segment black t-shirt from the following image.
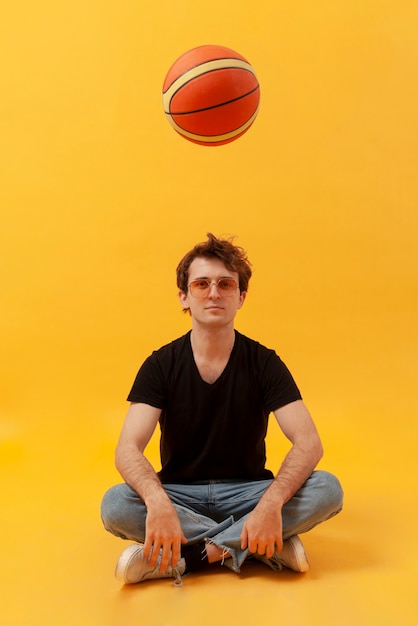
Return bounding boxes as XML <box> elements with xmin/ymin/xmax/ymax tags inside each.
<box><xmin>127</xmin><ymin>330</ymin><xmax>302</xmax><ymax>483</ymax></box>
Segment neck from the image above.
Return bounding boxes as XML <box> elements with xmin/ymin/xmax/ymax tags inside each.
<box><xmin>190</xmin><ymin>325</ymin><xmax>236</xmax><ymax>358</ymax></box>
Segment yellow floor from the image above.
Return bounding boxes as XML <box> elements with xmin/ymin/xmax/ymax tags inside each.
<box><xmin>1</xmin><ymin>405</ymin><xmax>417</xmax><ymax>626</ymax></box>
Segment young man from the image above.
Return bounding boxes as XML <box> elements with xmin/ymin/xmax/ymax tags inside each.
<box><xmin>101</xmin><ymin>233</ymin><xmax>343</xmax><ymax>586</ymax></box>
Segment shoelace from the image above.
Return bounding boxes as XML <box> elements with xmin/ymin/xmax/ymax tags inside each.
<box><xmin>172</xmin><ymin>566</ymin><xmax>183</xmax><ymax>587</ymax></box>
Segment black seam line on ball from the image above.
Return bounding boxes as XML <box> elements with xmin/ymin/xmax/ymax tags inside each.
<box><xmin>172</xmin><ymin>85</ymin><xmax>260</xmax><ymax>116</ymax></box>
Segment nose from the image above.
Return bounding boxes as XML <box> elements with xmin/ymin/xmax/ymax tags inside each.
<box><xmin>208</xmin><ymin>282</ymin><xmax>221</xmax><ymax>297</ymax></box>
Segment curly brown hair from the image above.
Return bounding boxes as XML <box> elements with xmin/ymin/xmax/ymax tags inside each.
<box><xmin>176</xmin><ymin>233</ymin><xmax>252</xmax><ymax>294</ymax></box>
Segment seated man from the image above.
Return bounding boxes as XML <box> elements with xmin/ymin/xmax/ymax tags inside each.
<box><xmin>101</xmin><ymin>233</ymin><xmax>343</xmax><ymax>586</ymax></box>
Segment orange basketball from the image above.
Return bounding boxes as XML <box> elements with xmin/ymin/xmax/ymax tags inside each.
<box><xmin>162</xmin><ymin>45</ymin><xmax>260</xmax><ymax>146</ymax></box>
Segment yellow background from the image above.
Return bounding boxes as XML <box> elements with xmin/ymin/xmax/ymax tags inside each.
<box><xmin>1</xmin><ymin>1</ymin><xmax>417</xmax><ymax>625</ymax></box>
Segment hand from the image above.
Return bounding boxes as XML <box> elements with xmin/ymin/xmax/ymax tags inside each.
<box><xmin>240</xmin><ymin>504</ymin><xmax>283</xmax><ymax>559</ymax></box>
<box><xmin>143</xmin><ymin>503</ymin><xmax>188</xmax><ymax>573</ymax></box>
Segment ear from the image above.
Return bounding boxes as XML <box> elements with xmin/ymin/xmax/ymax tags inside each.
<box><xmin>237</xmin><ymin>291</ymin><xmax>247</xmax><ymax>309</ymax></box>
<box><xmin>178</xmin><ymin>290</ymin><xmax>189</xmax><ymax>311</ymax></box>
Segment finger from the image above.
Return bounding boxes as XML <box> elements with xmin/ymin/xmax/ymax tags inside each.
<box><xmin>148</xmin><ymin>542</ymin><xmax>161</xmax><ymax>568</ymax></box>
<box><xmin>256</xmin><ymin>542</ymin><xmax>267</xmax><ymax>556</ymax></box>
<box><xmin>171</xmin><ymin>533</ymin><xmax>188</xmax><ymax>567</ymax></box>
<box><xmin>275</xmin><ymin>536</ymin><xmax>283</xmax><ymax>553</ymax></box>
<box><xmin>143</xmin><ymin>535</ymin><xmax>153</xmax><ymax>560</ymax></box>
<box><xmin>159</xmin><ymin>543</ymin><xmax>172</xmax><ymax>573</ymax></box>
<box><xmin>265</xmin><ymin>541</ymin><xmax>276</xmax><ymax>559</ymax></box>
<box><xmin>248</xmin><ymin>538</ymin><xmax>259</xmax><ymax>554</ymax></box>
<box><xmin>171</xmin><ymin>540</ymin><xmax>181</xmax><ymax>568</ymax></box>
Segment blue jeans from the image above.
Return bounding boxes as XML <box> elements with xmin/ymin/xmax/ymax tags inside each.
<box><xmin>101</xmin><ymin>470</ymin><xmax>343</xmax><ymax>573</ymax></box>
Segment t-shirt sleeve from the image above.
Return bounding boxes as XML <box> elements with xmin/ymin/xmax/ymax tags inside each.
<box><xmin>127</xmin><ymin>354</ymin><xmax>166</xmax><ymax>408</ymax></box>
<box><xmin>262</xmin><ymin>352</ymin><xmax>302</xmax><ymax>412</ymax></box>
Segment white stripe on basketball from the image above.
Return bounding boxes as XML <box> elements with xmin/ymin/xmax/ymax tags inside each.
<box><xmin>164</xmin><ymin>105</ymin><xmax>259</xmax><ymax>143</ymax></box>
<box><xmin>162</xmin><ymin>58</ymin><xmax>258</xmax><ymax>113</ymax></box>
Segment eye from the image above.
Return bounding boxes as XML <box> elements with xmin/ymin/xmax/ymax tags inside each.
<box><xmin>218</xmin><ymin>279</ymin><xmax>235</xmax><ymax>290</ymax></box>
<box><xmin>194</xmin><ymin>280</ymin><xmax>209</xmax><ymax>289</ymax></box>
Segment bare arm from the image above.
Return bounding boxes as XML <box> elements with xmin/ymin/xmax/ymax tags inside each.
<box><xmin>115</xmin><ymin>402</ymin><xmax>187</xmax><ymax>571</ymax></box>
<box><xmin>240</xmin><ymin>399</ymin><xmax>323</xmax><ymax>557</ymax></box>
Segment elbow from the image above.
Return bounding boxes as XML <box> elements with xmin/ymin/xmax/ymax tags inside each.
<box><xmin>314</xmin><ymin>438</ymin><xmax>324</xmax><ymax>466</ymax></box>
<box><xmin>114</xmin><ymin>442</ymin><xmax>126</xmax><ymax>475</ymax></box>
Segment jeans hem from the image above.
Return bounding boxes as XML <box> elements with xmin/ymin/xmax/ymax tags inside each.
<box><xmin>205</xmin><ymin>538</ymin><xmax>241</xmax><ymax>574</ymax></box>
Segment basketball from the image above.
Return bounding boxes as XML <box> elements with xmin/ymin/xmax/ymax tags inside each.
<box><xmin>162</xmin><ymin>45</ymin><xmax>260</xmax><ymax>146</ymax></box>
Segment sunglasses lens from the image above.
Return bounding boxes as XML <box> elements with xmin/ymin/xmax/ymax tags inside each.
<box><xmin>189</xmin><ymin>279</ymin><xmax>238</xmax><ymax>297</ymax></box>
<box><xmin>217</xmin><ymin>279</ymin><xmax>237</xmax><ymax>292</ymax></box>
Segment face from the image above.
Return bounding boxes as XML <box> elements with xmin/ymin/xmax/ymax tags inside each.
<box><xmin>178</xmin><ymin>257</ymin><xmax>246</xmax><ymax>328</ymax></box>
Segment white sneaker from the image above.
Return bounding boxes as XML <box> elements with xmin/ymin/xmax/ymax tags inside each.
<box><xmin>115</xmin><ymin>543</ymin><xmax>186</xmax><ymax>585</ymax></box>
<box><xmin>255</xmin><ymin>535</ymin><xmax>310</xmax><ymax>573</ymax></box>
<box><xmin>275</xmin><ymin>535</ymin><xmax>310</xmax><ymax>572</ymax></box>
